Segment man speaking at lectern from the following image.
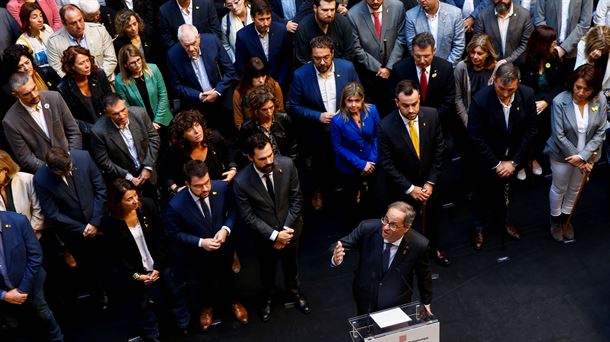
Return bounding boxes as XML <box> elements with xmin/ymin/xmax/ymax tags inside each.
<box><xmin>331</xmin><ymin>201</ymin><xmax>432</xmax><ymax>315</ymax></box>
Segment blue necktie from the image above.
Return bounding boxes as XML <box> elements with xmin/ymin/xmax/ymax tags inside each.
<box><xmin>382</xmin><ymin>242</ymin><xmax>391</xmax><ymax>272</ymax></box>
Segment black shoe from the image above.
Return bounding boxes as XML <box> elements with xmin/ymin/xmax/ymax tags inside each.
<box><xmin>294</xmin><ymin>294</ymin><xmax>310</xmax><ymax>314</ymax></box>
<box><xmin>261</xmin><ymin>300</ymin><xmax>272</xmax><ymax>322</ymax></box>
<box><xmin>431</xmin><ymin>250</ymin><xmax>451</xmax><ymax>266</ymax></box>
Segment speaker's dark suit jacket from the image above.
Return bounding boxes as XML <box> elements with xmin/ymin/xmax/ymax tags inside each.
<box><xmin>378</xmin><ymin>108</ymin><xmax>444</xmax><ymax>198</ymax></box>
<box><xmin>389</xmin><ymin>56</ymin><xmax>456</xmax><ymax>120</ymax></box>
<box><xmin>467</xmin><ymin>84</ymin><xmax>537</xmax><ymax>169</ymax></box>
<box><xmin>90</xmin><ymin>107</ymin><xmax>160</xmax><ymax>182</ymax></box>
<box><xmin>164</xmin><ymin>180</ymin><xmax>236</xmax><ymax>259</ymax></box>
<box><xmin>234</xmin><ymin>22</ymin><xmax>292</xmax><ymax>89</ymax></box>
<box><xmin>336</xmin><ymin>219</ymin><xmax>432</xmax><ymax>313</ymax></box>
<box><xmin>2</xmin><ymin>91</ymin><xmax>82</xmax><ymax>174</ymax></box>
<box><xmin>233</xmin><ymin>156</ymin><xmax>303</xmax><ymax>241</ymax></box>
<box><xmin>159</xmin><ymin>0</ymin><xmax>222</xmax><ymax>48</ymax></box>
<box><xmin>0</xmin><ymin>211</ymin><xmax>44</xmax><ymax>297</ymax></box>
<box><xmin>33</xmin><ymin>149</ymin><xmax>107</xmax><ymax>237</ymax></box>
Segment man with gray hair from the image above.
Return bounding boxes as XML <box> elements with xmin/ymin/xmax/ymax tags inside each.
<box><xmin>167</xmin><ymin>23</ymin><xmax>236</xmax><ymax>135</ymax></box>
<box><xmin>467</xmin><ymin>62</ymin><xmax>537</xmax><ymax>250</ymax></box>
<box><xmin>331</xmin><ymin>201</ymin><xmax>433</xmax><ymax>315</ymax></box>
<box><xmin>2</xmin><ymin>72</ymin><xmax>82</xmax><ymax>173</ymax></box>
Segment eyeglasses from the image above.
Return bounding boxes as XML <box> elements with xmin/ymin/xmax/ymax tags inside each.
<box><xmin>381</xmin><ymin>216</ymin><xmax>403</xmax><ymax>231</ymax></box>
<box><xmin>127</xmin><ymin>57</ymin><xmax>142</xmax><ymax>68</ymax></box>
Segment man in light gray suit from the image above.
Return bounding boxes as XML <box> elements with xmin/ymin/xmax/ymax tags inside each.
<box><xmin>405</xmin><ymin>0</ymin><xmax>464</xmax><ymax>66</ymax></box>
<box><xmin>348</xmin><ymin>0</ymin><xmax>406</xmax><ymax>113</ymax></box>
<box><xmin>2</xmin><ymin>72</ymin><xmax>82</xmax><ymax>174</ymax></box>
<box><xmin>474</xmin><ymin>0</ymin><xmax>533</xmax><ymax>65</ymax></box>
<box><xmin>533</xmin><ymin>0</ymin><xmax>592</xmax><ymax>59</ymax></box>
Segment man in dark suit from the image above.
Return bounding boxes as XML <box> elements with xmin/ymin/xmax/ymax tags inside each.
<box><xmin>234</xmin><ymin>0</ymin><xmax>292</xmax><ymax>91</ymax></box>
<box><xmin>233</xmin><ymin>133</ymin><xmax>309</xmax><ymax>321</ymax></box>
<box><xmin>331</xmin><ymin>201</ymin><xmax>432</xmax><ymax>314</ymax></box>
<box><xmin>168</xmin><ymin>24</ymin><xmax>236</xmax><ymax>135</ymax></box>
<box><xmin>348</xmin><ymin>0</ymin><xmax>406</xmax><ymax>115</ymax></box>
<box><xmin>159</xmin><ymin>0</ymin><xmax>222</xmax><ymax>49</ymax></box>
<box><xmin>473</xmin><ymin>0</ymin><xmax>533</xmax><ymax>65</ymax></box>
<box><xmin>378</xmin><ymin>80</ymin><xmax>448</xmax><ymax>266</ymax></box>
<box><xmin>268</xmin><ymin>0</ymin><xmax>309</xmax><ymax>32</ymax></box>
<box><xmin>90</xmin><ymin>93</ymin><xmax>160</xmax><ymax>199</ymax></box>
<box><xmin>164</xmin><ymin>160</ymin><xmax>247</xmax><ymax>331</ymax></box>
<box><xmin>33</xmin><ymin>147</ymin><xmax>107</xmax><ymax>308</ymax></box>
<box><xmin>390</xmin><ymin>33</ymin><xmax>455</xmax><ymax>130</ymax></box>
<box><xmin>288</xmin><ymin>35</ymin><xmax>359</xmax><ymax>210</ymax></box>
<box><xmin>0</xmin><ymin>211</ymin><xmax>63</xmax><ymax>342</ymax></box>
<box><xmin>467</xmin><ymin>63</ymin><xmax>537</xmax><ymax>250</ymax></box>
<box><xmin>2</xmin><ymin>72</ymin><xmax>82</xmax><ymax>174</ymax></box>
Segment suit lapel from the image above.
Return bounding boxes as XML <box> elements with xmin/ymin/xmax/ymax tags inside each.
<box><xmin>361</xmin><ymin>6</ymin><xmax>379</xmax><ymax>45</ymax></box>
<box><xmin>40</xmin><ymin>96</ymin><xmax>54</xmax><ymax>141</ymax></box>
<box><xmin>394</xmin><ymin>112</ymin><xmax>418</xmax><ymax>159</ymax></box>
<box><xmin>418</xmin><ymin>111</ymin><xmax>429</xmax><ymax>159</ymax></box>
<box><xmin>387</xmin><ymin>232</ymin><xmax>411</xmax><ymax>273</ymax></box>
<box><xmin>15</xmin><ymin>104</ymin><xmax>50</xmax><ymax>143</ymax></box>
<box><xmin>489</xmin><ymin>94</ymin><xmax>509</xmax><ymax>134</ymax></box>
<box><xmin>507</xmin><ymin>92</ymin><xmax>523</xmax><ymax>135</ymax></box>
<box><xmin>489</xmin><ymin>13</ymin><xmax>502</xmax><ymax>52</ymax></box>
<box><xmin>184</xmin><ymin>192</ymin><xmax>211</xmax><ymax>233</ymax></box>
<box><xmin>308</xmin><ymin>67</ymin><xmax>324</xmax><ymax>111</ymax></box>
<box><xmin>107</xmin><ymin>120</ymin><xmax>135</xmax><ymax>162</ymax></box>
<box><xmin>249</xmin><ymin>165</ymin><xmax>274</xmax><ymax>206</ymax></box>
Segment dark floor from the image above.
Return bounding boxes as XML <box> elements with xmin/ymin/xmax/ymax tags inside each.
<box><xmin>51</xmin><ymin>161</ymin><xmax>610</xmax><ymax>342</ymax></box>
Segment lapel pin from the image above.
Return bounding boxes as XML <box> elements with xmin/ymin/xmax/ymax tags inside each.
<box><xmin>44</xmin><ymin>103</ymin><xmax>50</xmax><ymax>109</ymax></box>
<box><xmin>212</xmin><ymin>191</ymin><xmax>218</xmax><ymax>195</ymax></box>
<box><xmin>278</xmin><ymin>168</ymin><xmax>283</xmax><ymax>173</ymax></box>
<box><xmin>516</xmin><ymin>107</ymin><xmax>520</xmax><ymax>111</ymax></box>
<box><xmin>431</xmin><ymin>72</ymin><xmax>437</xmax><ymax>78</ymax></box>
<box><xmin>592</xmin><ymin>105</ymin><xmax>599</xmax><ymax>112</ymax></box>
<box><xmin>545</xmin><ymin>63</ymin><xmax>551</xmax><ymax>69</ymax></box>
<box><xmin>196</xmin><ymin>5</ymin><xmax>199</xmax><ymax>9</ymax></box>
<box><xmin>4</xmin><ymin>224</ymin><xmax>11</xmax><ymax>230</ymax></box>
<box><xmin>423</xmin><ymin>122</ymin><xmax>426</xmax><ymax>127</ymax></box>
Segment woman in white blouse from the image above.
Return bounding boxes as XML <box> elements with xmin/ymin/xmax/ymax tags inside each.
<box><xmin>220</xmin><ymin>0</ymin><xmax>252</xmax><ymax>63</ymax></box>
<box><xmin>544</xmin><ymin>64</ymin><xmax>608</xmax><ymax>242</ymax></box>
<box><xmin>16</xmin><ymin>2</ymin><xmax>53</xmax><ymax>67</ymax></box>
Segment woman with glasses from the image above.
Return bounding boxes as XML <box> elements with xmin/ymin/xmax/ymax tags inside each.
<box><xmin>220</xmin><ymin>0</ymin><xmax>252</xmax><ymax>63</ymax></box>
<box><xmin>115</xmin><ymin>44</ymin><xmax>173</xmax><ymax>137</ymax></box>
<box><xmin>330</xmin><ymin>82</ymin><xmax>379</xmax><ymax>217</ymax></box>
<box><xmin>57</xmin><ymin>46</ymin><xmax>113</xmax><ymax>136</ymax></box>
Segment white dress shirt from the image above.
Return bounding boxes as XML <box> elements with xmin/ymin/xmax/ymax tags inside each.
<box><xmin>316</xmin><ymin>63</ymin><xmax>337</xmax><ymax>114</ymax></box>
<box><xmin>128</xmin><ymin>222</ymin><xmax>155</xmax><ymax>272</ymax></box>
<box><xmin>21</xmin><ymin>101</ymin><xmax>49</xmax><ymax>138</ymax></box>
<box><xmin>462</xmin><ymin>0</ymin><xmax>475</xmax><ymax>18</ymax></box>
<box><xmin>177</xmin><ymin>0</ymin><xmax>193</xmax><ymax>25</ymax></box>
<box><xmin>559</xmin><ymin>0</ymin><xmax>571</xmax><ymax>43</ymax></box>
<box><xmin>415</xmin><ymin>64</ymin><xmax>431</xmax><ymax>86</ymax></box>
<box><xmin>496</xmin><ymin>4</ymin><xmax>514</xmax><ymax>56</ymax></box>
<box><xmin>368</xmin><ymin>4</ymin><xmax>383</xmax><ymax>29</ymax></box>
<box><xmin>384</xmin><ymin>236</ymin><xmax>403</xmax><ymax>267</ymax></box>
<box><xmin>572</xmin><ymin>101</ymin><xmax>589</xmax><ymax>152</ymax></box>
<box><xmin>192</xmin><ymin>50</ymin><xmax>213</xmax><ymax>93</ymax></box>
<box><xmin>188</xmin><ymin>188</ymin><xmax>231</xmax><ymax>248</ymax></box>
<box><xmin>255</xmin><ymin>27</ymin><xmax>270</xmax><ymax>60</ymax></box>
<box><xmin>252</xmin><ymin>166</ymin><xmax>291</xmax><ymax>241</ymax></box>
<box><xmin>425</xmin><ymin>6</ymin><xmax>440</xmax><ymax>49</ymax></box>
<box><xmin>112</xmin><ymin>120</ymin><xmax>141</xmax><ymax>179</ymax></box>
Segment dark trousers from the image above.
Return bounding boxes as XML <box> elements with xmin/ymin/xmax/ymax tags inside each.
<box><xmin>472</xmin><ymin>169</ymin><xmax>511</xmax><ymax>232</ymax></box>
<box><xmin>0</xmin><ymin>274</ymin><xmax>63</xmax><ymax>342</ymax></box>
<box><xmin>196</xmin><ymin>251</ymin><xmax>236</xmax><ymax>309</ymax></box>
<box><xmin>300</xmin><ymin>131</ymin><xmax>336</xmax><ymax>196</ymax></box>
<box><xmin>405</xmin><ymin>191</ymin><xmax>441</xmax><ymax>251</ymax></box>
<box><xmin>257</xmin><ymin>238</ymin><xmax>300</xmax><ymax>300</ymax></box>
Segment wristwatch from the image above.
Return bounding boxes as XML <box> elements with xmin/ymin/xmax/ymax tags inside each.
<box><xmin>510</xmin><ymin>161</ymin><xmax>518</xmax><ymax>167</ymax></box>
<box><xmin>133</xmin><ymin>273</ymin><xmax>140</xmax><ymax>280</ymax></box>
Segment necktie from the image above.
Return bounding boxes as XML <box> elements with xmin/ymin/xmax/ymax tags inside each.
<box><xmin>372</xmin><ymin>12</ymin><xmax>381</xmax><ymax>40</ymax></box>
<box><xmin>200</xmin><ymin>198</ymin><xmax>212</xmax><ymax>226</ymax></box>
<box><xmin>382</xmin><ymin>242</ymin><xmax>391</xmax><ymax>272</ymax></box>
<box><xmin>420</xmin><ymin>68</ymin><xmax>428</xmax><ymax>103</ymax></box>
<box><xmin>263</xmin><ymin>173</ymin><xmax>275</xmax><ymax>203</ymax></box>
<box><xmin>409</xmin><ymin>119</ymin><xmax>420</xmax><ymax>158</ymax></box>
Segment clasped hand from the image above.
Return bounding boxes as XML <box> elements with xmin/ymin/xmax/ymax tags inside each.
<box><xmin>332</xmin><ymin>241</ymin><xmax>345</xmax><ymax>266</ymax></box>
<box><xmin>201</xmin><ymin>229</ymin><xmax>228</xmax><ymax>251</ymax></box>
<box><xmin>274</xmin><ymin>228</ymin><xmax>294</xmax><ymax>250</ymax></box>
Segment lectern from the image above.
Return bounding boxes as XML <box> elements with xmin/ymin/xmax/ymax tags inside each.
<box><xmin>348</xmin><ymin>302</ymin><xmax>439</xmax><ymax>342</ymax></box>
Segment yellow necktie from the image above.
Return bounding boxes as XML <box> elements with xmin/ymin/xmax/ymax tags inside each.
<box><xmin>409</xmin><ymin>119</ymin><xmax>419</xmax><ymax>158</ymax></box>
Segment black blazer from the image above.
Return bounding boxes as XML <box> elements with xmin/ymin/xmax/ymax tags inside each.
<box><xmin>467</xmin><ymin>84</ymin><xmax>538</xmax><ymax>169</ymax></box>
<box><xmin>113</xmin><ymin>27</ymin><xmax>157</xmax><ymax>64</ymax></box>
<box><xmin>33</xmin><ymin>149</ymin><xmax>107</xmax><ymax>238</ymax></box>
<box><xmin>389</xmin><ymin>56</ymin><xmax>456</xmax><ymax>119</ymax></box>
<box><xmin>57</xmin><ymin>69</ymin><xmax>113</xmax><ymax>134</ymax></box>
<box><xmin>159</xmin><ymin>0</ymin><xmax>222</xmax><ymax>48</ymax></box>
<box><xmin>378</xmin><ymin>108</ymin><xmax>444</xmax><ymax>198</ymax></box>
<box><xmin>239</xmin><ymin>112</ymin><xmax>298</xmax><ymax>163</ymax></box>
<box><xmin>90</xmin><ymin>107</ymin><xmax>161</xmax><ymax>182</ymax></box>
<box><xmin>335</xmin><ymin>219</ymin><xmax>432</xmax><ymax>313</ymax></box>
<box><xmin>233</xmin><ymin>156</ymin><xmax>303</xmax><ymax>241</ymax></box>
<box><xmin>103</xmin><ymin>198</ymin><xmax>167</xmax><ymax>285</ymax></box>
<box><xmin>518</xmin><ymin>55</ymin><xmax>566</xmax><ymax>105</ymax></box>
<box><xmin>106</xmin><ymin>0</ymin><xmax>155</xmax><ymax>28</ymax></box>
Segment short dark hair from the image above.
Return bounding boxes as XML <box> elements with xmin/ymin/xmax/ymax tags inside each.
<box><xmin>183</xmin><ymin>159</ymin><xmax>209</xmax><ymax>181</ymax></box>
<box><xmin>310</xmin><ymin>35</ymin><xmax>334</xmax><ymax>52</ymax></box>
<box><xmin>250</xmin><ymin>0</ymin><xmax>273</xmax><ymax>17</ymax></box>
<box><xmin>313</xmin><ymin>0</ymin><xmax>335</xmax><ymax>7</ymax></box>
<box><xmin>395</xmin><ymin>79</ymin><xmax>419</xmax><ymax>98</ymax></box>
<box><xmin>494</xmin><ymin>62</ymin><xmax>521</xmax><ymax>84</ymax></box>
<box><xmin>2</xmin><ymin>44</ymin><xmax>36</xmax><ymax>78</ymax></box>
<box><xmin>107</xmin><ymin>178</ymin><xmax>139</xmax><ymax>218</ymax></box>
<box><xmin>569</xmin><ymin>64</ymin><xmax>602</xmax><ymax>101</ymax></box>
<box><xmin>246</xmin><ymin>133</ymin><xmax>271</xmax><ymax>156</ymax></box>
<box><xmin>19</xmin><ymin>2</ymin><xmax>47</xmax><ymax>33</ymax></box>
<box><xmin>45</xmin><ymin>147</ymin><xmax>71</xmax><ymax>174</ymax></box>
<box><xmin>102</xmin><ymin>93</ymin><xmax>124</xmax><ymax>111</ymax></box>
<box><xmin>412</xmin><ymin>32</ymin><xmax>435</xmax><ymax>50</ymax></box>
<box><xmin>60</xmin><ymin>4</ymin><xmax>82</xmax><ymax>23</ymax></box>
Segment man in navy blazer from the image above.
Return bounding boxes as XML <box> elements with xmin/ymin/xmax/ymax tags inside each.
<box><xmin>33</xmin><ymin>147</ymin><xmax>107</xmax><ymax>306</ymax></box>
<box><xmin>331</xmin><ymin>201</ymin><xmax>432</xmax><ymax>315</ymax></box>
<box><xmin>288</xmin><ymin>35</ymin><xmax>359</xmax><ymax>209</ymax></box>
<box><xmin>159</xmin><ymin>0</ymin><xmax>222</xmax><ymax>49</ymax></box>
<box><xmin>164</xmin><ymin>160</ymin><xmax>247</xmax><ymax>331</ymax></box>
<box><xmin>467</xmin><ymin>63</ymin><xmax>537</xmax><ymax>250</ymax></box>
<box><xmin>168</xmin><ymin>24</ymin><xmax>236</xmax><ymax>134</ymax></box>
<box><xmin>0</xmin><ymin>211</ymin><xmax>63</xmax><ymax>341</ymax></box>
<box><xmin>234</xmin><ymin>0</ymin><xmax>292</xmax><ymax>91</ymax></box>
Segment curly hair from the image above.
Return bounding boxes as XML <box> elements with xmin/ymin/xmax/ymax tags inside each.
<box><xmin>246</xmin><ymin>85</ymin><xmax>276</xmax><ymax>114</ymax></box>
<box><xmin>1</xmin><ymin>44</ymin><xmax>38</xmax><ymax>81</ymax></box>
<box><xmin>60</xmin><ymin>46</ymin><xmax>98</xmax><ymax>77</ymax></box>
<box><xmin>170</xmin><ymin>110</ymin><xmax>211</xmax><ymax>153</ymax></box>
<box><xmin>114</xmin><ymin>9</ymin><xmax>144</xmax><ymax>38</ymax></box>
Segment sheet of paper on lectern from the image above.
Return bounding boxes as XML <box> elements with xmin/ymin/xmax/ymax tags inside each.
<box><xmin>370</xmin><ymin>308</ymin><xmax>412</xmax><ymax>328</ymax></box>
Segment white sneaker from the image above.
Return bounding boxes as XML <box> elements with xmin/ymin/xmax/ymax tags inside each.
<box><xmin>517</xmin><ymin>169</ymin><xmax>527</xmax><ymax>180</ymax></box>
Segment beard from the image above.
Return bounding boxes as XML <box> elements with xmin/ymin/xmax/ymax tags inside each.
<box><xmin>495</xmin><ymin>1</ymin><xmax>510</xmax><ymax>15</ymax></box>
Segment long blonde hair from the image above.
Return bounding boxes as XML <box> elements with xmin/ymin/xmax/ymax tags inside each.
<box><xmin>584</xmin><ymin>26</ymin><xmax>610</xmax><ymax>62</ymax></box>
<box><xmin>338</xmin><ymin>82</ymin><xmax>369</xmax><ymax>123</ymax></box>
<box><xmin>118</xmin><ymin>44</ymin><xmax>152</xmax><ymax>84</ymax></box>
